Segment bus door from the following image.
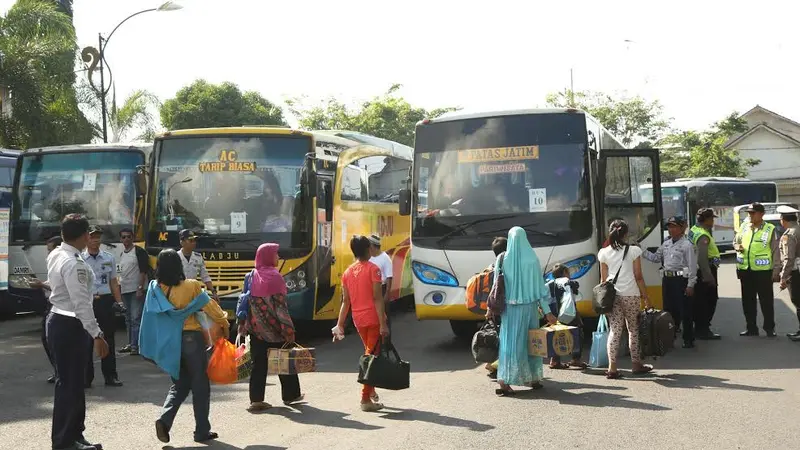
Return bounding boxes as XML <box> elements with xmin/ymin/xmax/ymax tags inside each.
<box><xmin>315</xmin><ymin>175</ymin><xmax>336</xmax><ymax>310</ymax></box>
<box><xmin>599</xmin><ymin>149</ymin><xmax>664</xmax><ymax>308</ymax></box>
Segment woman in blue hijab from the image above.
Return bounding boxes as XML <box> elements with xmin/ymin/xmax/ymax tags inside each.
<box><xmin>490</xmin><ymin>226</ymin><xmax>556</xmax><ymax>396</ymax></box>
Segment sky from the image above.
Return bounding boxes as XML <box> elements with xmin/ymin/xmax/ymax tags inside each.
<box><xmin>3</xmin><ymin>0</ymin><xmax>800</xmax><ymax>132</ymax></box>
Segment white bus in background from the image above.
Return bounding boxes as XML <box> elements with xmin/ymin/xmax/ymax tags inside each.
<box><xmin>640</xmin><ymin>178</ymin><xmax>778</xmax><ymax>252</ymax></box>
<box><xmin>0</xmin><ymin>149</ymin><xmax>20</xmax><ymax>316</ymax></box>
<box><xmin>398</xmin><ymin>108</ymin><xmax>665</xmax><ymax>338</ymax></box>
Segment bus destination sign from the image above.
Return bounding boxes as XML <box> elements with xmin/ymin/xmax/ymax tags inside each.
<box><xmin>199</xmin><ymin>150</ymin><xmax>256</xmax><ymax>173</ymax></box>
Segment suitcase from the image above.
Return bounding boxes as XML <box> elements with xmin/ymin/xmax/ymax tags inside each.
<box><xmin>639</xmin><ymin>308</ymin><xmax>675</xmax><ymax>358</ymax></box>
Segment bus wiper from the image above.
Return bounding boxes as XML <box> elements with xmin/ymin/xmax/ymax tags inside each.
<box><xmin>197</xmin><ymin>234</ymin><xmax>261</xmax><ymax>249</ymax></box>
<box><xmin>485</xmin><ymin>222</ymin><xmax>558</xmax><ymax>238</ymax></box>
<box><xmin>436</xmin><ymin>214</ymin><xmax>518</xmax><ymax>245</ymax></box>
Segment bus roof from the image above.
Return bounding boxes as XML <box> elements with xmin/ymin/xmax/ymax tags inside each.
<box><xmin>0</xmin><ymin>148</ymin><xmax>20</xmax><ymax>158</ymax></box>
<box><xmin>158</xmin><ymin>127</ymin><xmax>312</xmax><ymax>138</ymax></box>
<box><xmin>313</xmin><ymin>130</ymin><xmax>413</xmax><ymax>160</ymax></box>
<box><xmin>422</xmin><ymin>108</ymin><xmax>585</xmax><ymax>124</ymax></box>
<box><xmin>22</xmin><ymin>143</ymin><xmax>152</xmax><ymax>155</ymax></box>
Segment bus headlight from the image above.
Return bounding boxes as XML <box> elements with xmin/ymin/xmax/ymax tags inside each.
<box><xmin>284</xmin><ymin>265</ymin><xmax>309</xmax><ymax>293</ymax></box>
<box><xmin>9</xmin><ymin>274</ymin><xmax>38</xmax><ymax>289</ymax></box>
<box><xmin>544</xmin><ymin>255</ymin><xmax>596</xmax><ymax>281</ymax></box>
<box><xmin>412</xmin><ymin>261</ymin><xmax>458</xmax><ymax>287</ymax></box>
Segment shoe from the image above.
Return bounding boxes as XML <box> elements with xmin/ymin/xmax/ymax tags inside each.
<box><xmin>246</xmin><ymin>401</ymin><xmax>272</xmax><ymax>412</ymax></box>
<box><xmin>57</xmin><ymin>441</ymin><xmax>99</xmax><ymax>450</ymax></box>
<box><xmin>370</xmin><ymin>392</ymin><xmax>380</xmax><ymax>403</ymax></box>
<box><xmin>360</xmin><ymin>401</ymin><xmax>384</xmax><ymax>412</ymax></box>
<box><xmin>155</xmin><ymin>419</ymin><xmax>170</xmax><ymax>443</ymax></box>
<box><xmin>119</xmin><ymin>345</ymin><xmax>132</xmax><ymax>354</ymax></box>
<box><xmin>789</xmin><ymin>334</ymin><xmax>800</xmax><ymax>342</ymax></box>
<box><xmin>284</xmin><ymin>393</ymin><xmax>305</xmax><ymax>406</ymax></box>
<box><xmin>130</xmin><ymin>348</ymin><xmax>139</xmax><ymax>356</ymax></box>
<box><xmin>194</xmin><ymin>432</ymin><xmax>219</xmax><ymax>443</ymax></box>
<box><xmin>76</xmin><ymin>438</ymin><xmax>102</xmax><ymax>450</ymax></box>
<box><xmin>765</xmin><ymin>330</ymin><xmax>777</xmax><ymax>338</ymax></box>
<box><xmin>696</xmin><ymin>330</ymin><xmax>722</xmax><ymax>340</ymax></box>
<box><xmin>104</xmin><ymin>377</ymin><xmax>123</xmax><ymax>387</ymax></box>
<box><xmin>740</xmin><ymin>330</ymin><xmax>758</xmax><ymax>337</ymax></box>
<box><xmin>787</xmin><ymin>330</ymin><xmax>800</xmax><ymax>338</ymax></box>
<box><xmin>47</xmin><ymin>374</ymin><xmax>56</xmax><ymax>384</ymax></box>
<box><xmin>682</xmin><ymin>341</ymin><xmax>695</xmax><ymax>349</ymax></box>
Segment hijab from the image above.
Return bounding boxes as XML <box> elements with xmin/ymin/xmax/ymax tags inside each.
<box><xmin>250</xmin><ymin>243</ymin><xmax>287</xmax><ymax>298</ymax></box>
<box><xmin>496</xmin><ymin>226</ymin><xmax>549</xmax><ymax>305</ymax></box>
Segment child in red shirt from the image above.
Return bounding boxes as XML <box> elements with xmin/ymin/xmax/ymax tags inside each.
<box><xmin>333</xmin><ymin>235</ymin><xmax>389</xmax><ymax>412</ymax></box>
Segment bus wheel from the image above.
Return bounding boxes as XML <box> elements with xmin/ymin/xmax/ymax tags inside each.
<box><xmin>450</xmin><ymin>320</ymin><xmax>479</xmax><ymax>340</ymax></box>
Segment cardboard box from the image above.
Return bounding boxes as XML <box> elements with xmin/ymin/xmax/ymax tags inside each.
<box><xmin>528</xmin><ymin>324</ymin><xmax>580</xmax><ymax>358</ymax></box>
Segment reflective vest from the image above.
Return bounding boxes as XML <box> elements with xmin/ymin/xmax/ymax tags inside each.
<box><xmin>689</xmin><ymin>225</ymin><xmax>721</xmax><ymax>263</ymax></box>
<box><xmin>736</xmin><ymin>222</ymin><xmax>776</xmax><ymax>271</ymax></box>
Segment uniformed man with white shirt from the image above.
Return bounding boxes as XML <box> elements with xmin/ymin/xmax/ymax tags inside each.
<box><xmin>82</xmin><ymin>226</ymin><xmax>124</xmax><ymax>387</ymax></box>
<box><xmin>178</xmin><ymin>229</ymin><xmax>217</xmax><ymax>300</ymax></box>
<box><xmin>46</xmin><ymin>214</ymin><xmax>109</xmax><ymax>450</ymax></box>
<box><xmin>367</xmin><ymin>234</ymin><xmax>393</xmax><ymax>328</ymax></box>
<box><xmin>775</xmin><ymin>205</ymin><xmax>800</xmax><ymax>340</ymax></box>
<box><xmin>32</xmin><ymin>236</ymin><xmax>63</xmax><ymax>384</ymax></box>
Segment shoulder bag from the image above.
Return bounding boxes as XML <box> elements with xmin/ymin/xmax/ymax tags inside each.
<box><xmin>592</xmin><ymin>245</ymin><xmax>629</xmax><ymax>314</ymax></box>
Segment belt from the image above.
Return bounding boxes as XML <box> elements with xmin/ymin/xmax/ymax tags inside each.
<box><xmin>51</xmin><ymin>306</ymin><xmax>76</xmax><ymax>317</ymax></box>
<box><xmin>663</xmin><ymin>270</ymin><xmax>684</xmax><ymax>277</ymax></box>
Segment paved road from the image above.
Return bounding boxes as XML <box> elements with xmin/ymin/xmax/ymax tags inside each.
<box><xmin>1</xmin><ymin>261</ymin><xmax>799</xmax><ymax>450</ymax></box>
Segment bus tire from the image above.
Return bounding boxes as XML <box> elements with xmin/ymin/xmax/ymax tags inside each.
<box><xmin>450</xmin><ymin>320</ymin><xmax>480</xmax><ymax>340</ymax></box>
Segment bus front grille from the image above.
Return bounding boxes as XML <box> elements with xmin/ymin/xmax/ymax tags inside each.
<box><xmin>206</xmin><ymin>264</ymin><xmax>252</xmax><ymax>296</ymax></box>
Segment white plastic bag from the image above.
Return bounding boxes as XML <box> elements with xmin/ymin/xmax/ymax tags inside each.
<box><xmin>557</xmin><ymin>281</ymin><xmax>577</xmax><ymax>324</ymax></box>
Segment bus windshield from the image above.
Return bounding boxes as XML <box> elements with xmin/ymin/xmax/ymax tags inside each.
<box><xmin>413</xmin><ymin>113</ymin><xmax>591</xmax><ymax>249</ymax></box>
<box><xmin>150</xmin><ymin>135</ymin><xmax>312</xmax><ymax>253</ymax></box>
<box><xmin>687</xmin><ymin>182</ymin><xmax>776</xmax><ymax>207</ymax></box>
<box><xmin>12</xmin><ymin>150</ymin><xmax>143</xmax><ymax>243</ymax></box>
<box><xmin>641</xmin><ymin>186</ymin><xmax>687</xmax><ymax>221</ymax></box>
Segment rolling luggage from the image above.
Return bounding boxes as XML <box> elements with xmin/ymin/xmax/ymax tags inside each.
<box><xmin>639</xmin><ymin>308</ymin><xmax>674</xmax><ymax>358</ymax></box>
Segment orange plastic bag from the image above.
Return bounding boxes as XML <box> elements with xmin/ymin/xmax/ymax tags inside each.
<box><xmin>207</xmin><ymin>337</ymin><xmax>237</xmax><ymax>384</ymax></box>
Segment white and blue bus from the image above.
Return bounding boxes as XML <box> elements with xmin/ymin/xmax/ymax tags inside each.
<box><xmin>0</xmin><ymin>149</ymin><xmax>19</xmax><ymax>316</ymax></box>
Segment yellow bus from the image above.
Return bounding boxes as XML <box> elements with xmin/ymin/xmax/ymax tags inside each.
<box><xmin>144</xmin><ymin>127</ymin><xmax>413</xmax><ymax>322</ymax></box>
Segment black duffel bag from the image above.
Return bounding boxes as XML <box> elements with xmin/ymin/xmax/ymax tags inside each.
<box><xmin>358</xmin><ymin>338</ymin><xmax>410</xmax><ymax>390</ymax></box>
<box><xmin>471</xmin><ymin>320</ymin><xmax>500</xmax><ymax>363</ymax></box>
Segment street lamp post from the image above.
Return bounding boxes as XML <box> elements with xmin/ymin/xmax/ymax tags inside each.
<box><xmin>82</xmin><ymin>1</ymin><xmax>182</xmax><ymax>143</ymax></box>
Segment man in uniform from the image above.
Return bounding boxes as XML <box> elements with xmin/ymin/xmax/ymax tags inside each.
<box><xmin>734</xmin><ymin>202</ymin><xmax>782</xmax><ymax>337</ymax></box>
<box><xmin>178</xmin><ymin>229</ymin><xmax>217</xmax><ymax>300</ymax></box>
<box><xmin>689</xmin><ymin>208</ymin><xmax>723</xmax><ymax>340</ymax></box>
<box><xmin>33</xmin><ymin>235</ymin><xmax>63</xmax><ymax>384</ymax></box>
<box><xmin>82</xmin><ymin>226</ymin><xmax>124</xmax><ymax>387</ymax></box>
<box><xmin>367</xmin><ymin>235</ymin><xmax>393</xmax><ymax>329</ymax></box>
<box><xmin>642</xmin><ymin>216</ymin><xmax>698</xmax><ymax>348</ymax></box>
<box><xmin>775</xmin><ymin>205</ymin><xmax>800</xmax><ymax>340</ymax></box>
<box><xmin>46</xmin><ymin>214</ymin><xmax>109</xmax><ymax>450</ymax></box>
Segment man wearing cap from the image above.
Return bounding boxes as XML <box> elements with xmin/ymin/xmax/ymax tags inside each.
<box><xmin>733</xmin><ymin>202</ymin><xmax>782</xmax><ymax>337</ymax></box>
<box><xmin>82</xmin><ymin>226</ymin><xmax>124</xmax><ymax>387</ymax></box>
<box><xmin>179</xmin><ymin>229</ymin><xmax>216</xmax><ymax>299</ymax></box>
<box><xmin>367</xmin><ymin>234</ymin><xmax>393</xmax><ymax>329</ymax></box>
<box><xmin>689</xmin><ymin>208</ymin><xmax>723</xmax><ymax>340</ymax></box>
<box><xmin>776</xmin><ymin>205</ymin><xmax>800</xmax><ymax>340</ymax></box>
<box><xmin>642</xmin><ymin>216</ymin><xmax>697</xmax><ymax>348</ymax></box>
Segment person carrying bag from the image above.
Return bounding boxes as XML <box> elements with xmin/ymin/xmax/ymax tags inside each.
<box><xmin>358</xmin><ymin>337</ymin><xmax>410</xmax><ymax>390</ymax></box>
<box><xmin>593</xmin><ymin>245</ymin><xmax>629</xmax><ymax>314</ymax></box>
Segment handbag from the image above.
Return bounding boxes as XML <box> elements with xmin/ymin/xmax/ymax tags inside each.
<box><xmin>267</xmin><ymin>343</ymin><xmax>317</xmax><ymax>375</ymax></box>
<box><xmin>471</xmin><ymin>320</ymin><xmax>500</xmax><ymax>363</ymax></box>
<box><xmin>592</xmin><ymin>245</ymin><xmax>629</xmax><ymax>314</ymax></box>
<box><xmin>234</xmin><ymin>335</ymin><xmax>253</xmax><ymax>381</ymax></box>
<box><xmin>589</xmin><ymin>314</ymin><xmax>610</xmax><ymax>368</ymax></box>
<box><xmin>357</xmin><ymin>338</ymin><xmax>410</xmax><ymax>390</ymax></box>
<box><xmin>487</xmin><ymin>253</ymin><xmax>506</xmax><ymax>314</ymax></box>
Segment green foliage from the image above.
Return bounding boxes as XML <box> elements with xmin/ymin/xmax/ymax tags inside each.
<box><xmin>160</xmin><ymin>80</ymin><xmax>287</xmax><ymax>130</ymax></box>
<box><xmin>546</xmin><ymin>90</ymin><xmax>670</xmax><ymax>147</ymax></box>
<box><xmin>0</xmin><ymin>0</ymin><xmax>92</xmax><ymax>148</ymax></box>
<box><xmin>108</xmin><ymin>89</ymin><xmax>161</xmax><ymax>142</ymax></box>
<box><xmin>289</xmin><ymin>84</ymin><xmax>459</xmax><ymax>146</ymax></box>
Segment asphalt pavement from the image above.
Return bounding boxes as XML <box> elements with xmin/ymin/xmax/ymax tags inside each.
<box><xmin>1</xmin><ymin>260</ymin><xmax>799</xmax><ymax>450</ymax></box>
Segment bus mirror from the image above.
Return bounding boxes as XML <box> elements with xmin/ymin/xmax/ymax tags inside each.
<box><xmin>324</xmin><ymin>185</ymin><xmax>333</xmax><ymax>222</ymax></box>
<box><xmin>135</xmin><ymin>169</ymin><xmax>147</xmax><ymax>196</ymax></box>
<box><xmin>399</xmin><ymin>189</ymin><xmax>411</xmax><ymax>216</ymax></box>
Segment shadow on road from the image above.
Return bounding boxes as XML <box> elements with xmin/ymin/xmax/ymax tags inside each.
<box><xmin>262</xmin><ymin>404</ymin><xmax>383</xmax><ymax>430</ymax></box>
<box><xmin>647</xmin><ymin>373</ymin><xmax>783</xmax><ymax>392</ymax></box>
<box><xmin>164</xmin><ymin>444</ymin><xmax>286</xmax><ymax>450</ymax></box>
<box><xmin>506</xmin><ymin>380</ymin><xmax>671</xmax><ymax>411</ymax></box>
<box><xmin>378</xmin><ymin>407</ymin><xmax>494</xmax><ymax>432</ymax></box>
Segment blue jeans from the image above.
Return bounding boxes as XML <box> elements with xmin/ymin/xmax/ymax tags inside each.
<box><xmin>122</xmin><ymin>291</ymin><xmax>143</xmax><ymax>349</ymax></box>
<box><xmin>159</xmin><ymin>331</ymin><xmax>211</xmax><ymax>440</ymax></box>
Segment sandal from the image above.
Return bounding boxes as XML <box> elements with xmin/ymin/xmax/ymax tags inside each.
<box><xmin>549</xmin><ymin>362</ymin><xmax>570</xmax><ymax>370</ymax></box>
<box><xmin>283</xmin><ymin>394</ymin><xmax>305</xmax><ymax>406</ymax></box>
<box><xmin>569</xmin><ymin>361</ymin><xmax>588</xmax><ymax>370</ymax></box>
<box><xmin>605</xmin><ymin>371</ymin><xmax>623</xmax><ymax>379</ymax></box>
<box><xmin>632</xmin><ymin>365</ymin><xmax>654</xmax><ymax>375</ymax></box>
<box><xmin>247</xmin><ymin>402</ymin><xmax>272</xmax><ymax>412</ymax></box>
<box><xmin>495</xmin><ymin>388</ymin><xmax>516</xmax><ymax>397</ymax></box>
<box><xmin>528</xmin><ymin>382</ymin><xmax>544</xmax><ymax>390</ymax></box>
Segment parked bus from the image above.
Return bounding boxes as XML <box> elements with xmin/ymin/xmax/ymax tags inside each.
<box><xmin>398</xmin><ymin>108</ymin><xmax>664</xmax><ymax>338</ymax></box>
<box><xmin>0</xmin><ymin>149</ymin><xmax>20</xmax><ymax>316</ymax></box>
<box><xmin>144</xmin><ymin>127</ymin><xmax>413</xmax><ymax>323</ymax></box>
<box><xmin>9</xmin><ymin>144</ymin><xmax>152</xmax><ymax>316</ymax></box>
<box><xmin>640</xmin><ymin>178</ymin><xmax>778</xmax><ymax>251</ymax></box>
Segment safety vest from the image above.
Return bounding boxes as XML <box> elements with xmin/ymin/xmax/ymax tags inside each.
<box><xmin>736</xmin><ymin>222</ymin><xmax>776</xmax><ymax>271</ymax></box>
<box><xmin>689</xmin><ymin>225</ymin><xmax>721</xmax><ymax>261</ymax></box>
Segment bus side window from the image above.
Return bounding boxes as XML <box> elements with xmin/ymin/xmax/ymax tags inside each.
<box><xmin>340</xmin><ymin>165</ymin><xmax>367</xmax><ymax>202</ymax></box>
<box><xmin>603</xmin><ymin>155</ymin><xmax>659</xmax><ymax>242</ymax></box>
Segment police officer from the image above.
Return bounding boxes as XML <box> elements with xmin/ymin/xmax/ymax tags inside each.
<box><xmin>82</xmin><ymin>226</ymin><xmax>124</xmax><ymax>387</ymax></box>
<box><xmin>775</xmin><ymin>205</ymin><xmax>800</xmax><ymax>340</ymax></box>
<box><xmin>642</xmin><ymin>216</ymin><xmax>698</xmax><ymax>348</ymax></box>
<box><xmin>46</xmin><ymin>214</ymin><xmax>109</xmax><ymax>450</ymax></box>
<box><xmin>734</xmin><ymin>202</ymin><xmax>782</xmax><ymax>337</ymax></box>
<box><xmin>178</xmin><ymin>229</ymin><xmax>217</xmax><ymax>300</ymax></box>
<box><xmin>689</xmin><ymin>208</ymin><xmax>722</xmax><ymax>340</ymax></box>
<box><xmin>32</xmin><ymin>235</ymin><xmax>63</xmax><ymax>384</ymax></box>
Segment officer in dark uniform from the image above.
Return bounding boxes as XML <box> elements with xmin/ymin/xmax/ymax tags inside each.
<box><xmin>642</xmin><ymin>216</ymin><xmax>698</xmax><ymax>348</ymax></box>
<box><xmin>689</xmin><ymin>208</ymin><xmax>723</xmax><ymax>340</ymax></box>
<box><xmin>46</xmin><ymin>214</ymin><xmax>109</xmax><ymax>450</ymax></box>
<box><xmin>775</xmin><ymin>205</ymin><xmax>800</xmax><ymax>340</ymax></box>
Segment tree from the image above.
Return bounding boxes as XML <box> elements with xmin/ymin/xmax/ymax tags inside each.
<box><xmin>546</xmin><ymin>89</ymin><xmax>670</xmax><ymax>147</ymax></box>
<box><xmin>289</xmin><ymin>84</ymin><xmax>459</xmax><ymax>146</ymax></box>
<box><xmin>659</xmin><ymin>113</ymin><xmax>758</xmax><ymax>180</ymax></box>
<box><xmin>160</xmin><ymin>80</ymin><xmax>287</xmax><ymax>130</ymax></box>
<box><xmin>0</xmin><ymin>0</ymin><xmax>92</xmax><ymax>148</ymax></box>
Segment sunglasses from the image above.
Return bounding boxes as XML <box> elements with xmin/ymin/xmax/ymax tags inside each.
<box><xmin>121</xmin><ymin>235</ymin><xmax>133</xmax><ymax>240</ymax></box>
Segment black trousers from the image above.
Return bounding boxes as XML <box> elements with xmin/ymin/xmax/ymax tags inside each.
<box><xmin>693</xmin><ymin>265</ymin><xmax>719</xmax><ymax>333</ymax></box>
<box><xmin>739</xmin><ymin>269</ymin><xmax>775</xmax><ymax>332</ymax></box>
<box><xmin>790</xmin><ymin>270</ymin><xmax>800</xmax><ymax>329</ymax></box>
<box><xmin>249</xmin><ymin>335</ymin><xmax>301</xmax><ymax>403</ymax></box>
<box><xmin>47</xmin><ymin>313</ymin><xmax>91</xmax><ymax>449</ymax></box>
<box><xmin>42</xmin><ymin>302</ymin><xmax>55</xmax><ymax>371</ymax></box>
<box><xmin>663</xmin><ymin>276</ymin><xmax>693</xmax><ymax>343</ymax></box>
<box><xmin>382</xmin><ymin>284</ymin><xmax>392</xmax><ymax>332</ymax></box>
<box><xmin>86</xmin><ymin>295</ymin><xmax>116</xmax><ymax>383</ymax></box>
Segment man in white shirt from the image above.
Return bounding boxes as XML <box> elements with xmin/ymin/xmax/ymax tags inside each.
<box><xmin>117</xmin><ymin>228</ymin><xmax>151</xmax><ymax>356</ymax></box>
<box><xmin>367</xmin><ymin>235</ymin><xmax>393</xmax><ymax>327</ymax></box>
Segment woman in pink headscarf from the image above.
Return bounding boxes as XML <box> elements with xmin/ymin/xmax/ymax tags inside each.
<box><xmin>238</xmin><ymin>243</ymin><xmax>303</xmax><ymax>412</ymax></box>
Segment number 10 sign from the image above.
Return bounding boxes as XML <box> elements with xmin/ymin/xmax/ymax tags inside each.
<box><xmin>528</xmin><ymin>188</ymin><xmax>547</xmax><ymax>212</ymax></box>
